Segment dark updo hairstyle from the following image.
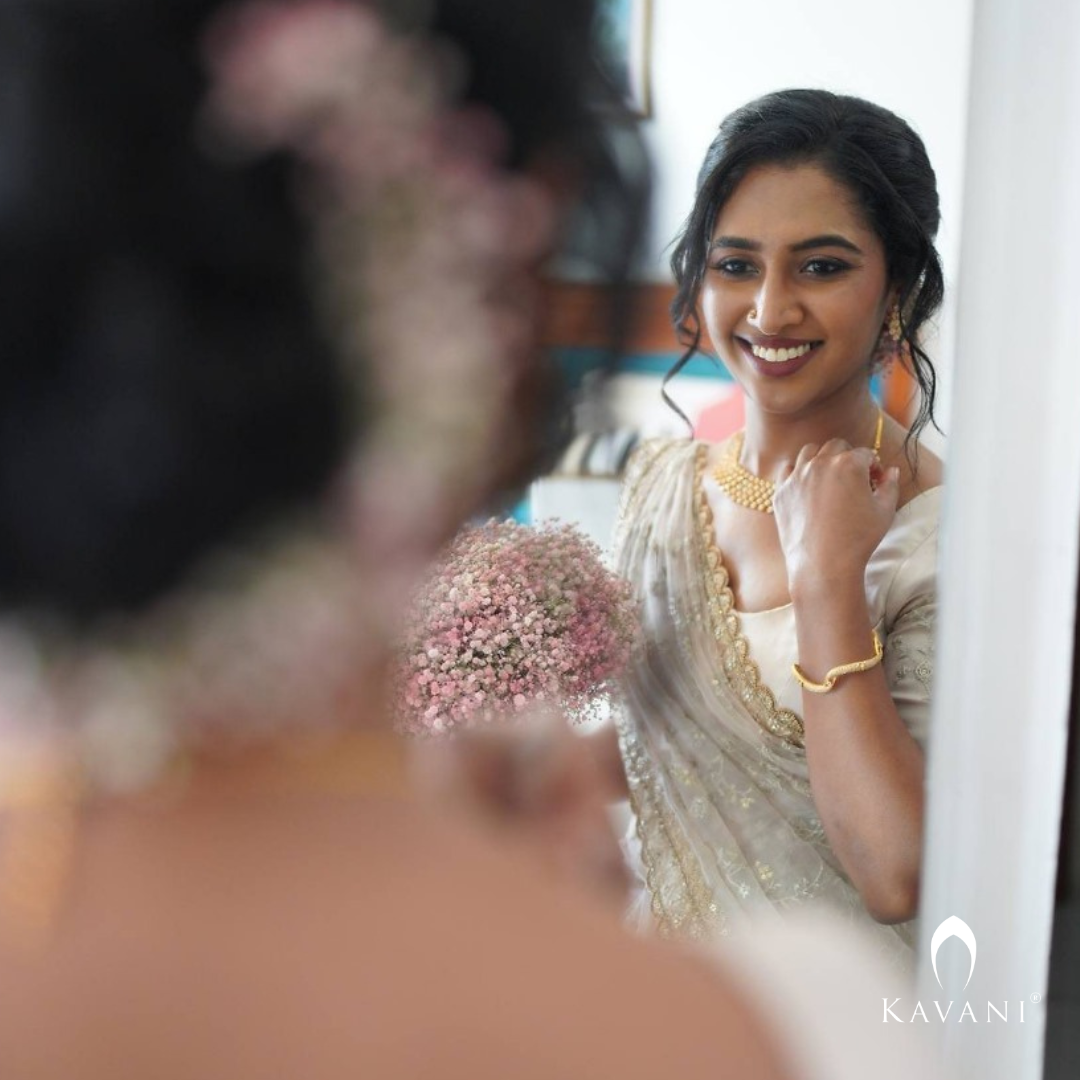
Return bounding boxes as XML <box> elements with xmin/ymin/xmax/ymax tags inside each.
<box><xmin>0</xmin><ymin>0</ymin><xmax>648</xmax><ymax>620</ymax></box>
<box><xmin>668</xmin><ymin>89</ymin><xmax>943</xmax><ymax>448</ymax></box>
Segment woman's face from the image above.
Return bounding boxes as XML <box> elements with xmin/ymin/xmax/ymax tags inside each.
<box><xmin>701</xmin><ymin>161</ymin><xmax>893</xmax><ymax>419</ymax></box>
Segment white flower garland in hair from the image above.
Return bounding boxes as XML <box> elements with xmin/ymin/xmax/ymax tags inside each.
<box><xmin>0</xmin><ymin>0</ymin><xmax>561</xmax><ymax>797</ymax></box>
<box><xmin>204</xmin><ymin>0</ymin><xmax>560</xmax><ymax>628</ymax></box>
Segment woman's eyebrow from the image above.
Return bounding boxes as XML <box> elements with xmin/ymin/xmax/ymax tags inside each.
<box><xmin>790</xmin><ymin>234</ymin><xmax>863</xmax><ymax>254</ymax></box>
<box><xmin>709</xmin><ymin>235</ymin><xmax>759</xmax><ymax>251</ymax></box>
<box><xmin>708</xmin><ymin>233</ymin><xmax>864</xmax><ymax>254</ymax></box>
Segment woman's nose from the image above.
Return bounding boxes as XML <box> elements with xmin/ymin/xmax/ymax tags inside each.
<box><xmin>747</xmin><ymin>276</ymin><xmax>803</xmax><ymax>336</ymax></box>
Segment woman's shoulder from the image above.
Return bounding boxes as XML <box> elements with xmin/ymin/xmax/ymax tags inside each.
<box><xmin>621</xmin><ymin>435</ymin><xmax>697</xmax><ymax>481</ymax></box>
<box><xmin>882</xmin><ymin>434</ymin><xmax>945</xmax><ymax>557</ymax></box>
<box><xmin>868</xmin><ymin>443</ymin><xmax>944</xmax><ymax>615</ymax></box>
<box><xmin>869</xmin><ymin>487</ymin><xmax>941</xmax><ymax>590</ymax></box>
<box><xmin>0</xmin><ymin>791</ymin><xmax>790</xmax><ymax>1080</ymax></box>
<box><xmin>896</xmin><ymin>442</ymin><xmax>944</xmax><ymax>512</ymax></box>
<box><xmin>614</xmin><ymin>436</ymin><xmax>698</xmax><ymax>541</ymax></box>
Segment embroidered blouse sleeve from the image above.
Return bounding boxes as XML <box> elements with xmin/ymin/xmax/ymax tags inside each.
<box><xmin>881</xmin><ymin>526</ymin><xmax>939</xmax><ymax>750</ymax></box>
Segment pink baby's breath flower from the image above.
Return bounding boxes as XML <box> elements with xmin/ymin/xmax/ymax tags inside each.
<box><xmin>394</xmin><ymin>520</ymin><xmax>640</xmax><ymax>736</ymax></box>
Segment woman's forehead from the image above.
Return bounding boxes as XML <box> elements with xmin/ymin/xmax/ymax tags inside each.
<box><xmin>712</xmin><ymin>162</ymin><xmax>875</xmax><ymax>245</ymax></box>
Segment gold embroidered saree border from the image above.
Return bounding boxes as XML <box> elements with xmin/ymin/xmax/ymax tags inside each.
<box><xmin>616</xmin><ymin>711</ymin><xmax>722</xmax><ymax>939</ymax></box>
<box><xmin>614</xmin><ymin>439</ymin><xmax>805</xmax><ymax>939</ymax></box>
<box><xmin>692</xmin><ymin>445</ymin><xmax>806</xmax><ymax>749</ymax></box>
<box><xmin>613</xmin><ymin>440</ymin><xmax>722</xmax><ymax>938</ymax></box>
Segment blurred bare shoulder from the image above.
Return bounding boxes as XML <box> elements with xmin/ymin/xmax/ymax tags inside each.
<box><xmin>0</xmin><ymin>789</ymin><xmax>789</xmax><ymax>1080</ymax></box>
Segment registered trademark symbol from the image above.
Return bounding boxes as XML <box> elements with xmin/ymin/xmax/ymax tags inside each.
<box><xmin>1031</xmin><ymin>993</ymin><xmax>1042</xmax><ymax>1004</ymax></box>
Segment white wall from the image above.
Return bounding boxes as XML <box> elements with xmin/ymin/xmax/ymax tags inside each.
<box><xmin>636</xmin><ymin>0</ymin><xmax>975</xmax><ymax>454</ymax></box>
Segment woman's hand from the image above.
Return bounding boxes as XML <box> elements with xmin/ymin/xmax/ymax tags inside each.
<box><xmin>773</xmin><ymin>439</ymin><xmax>900</xmax><ymax>596</ymax></box>
<box><xmin>408</xmin><ymin>712</ymin><xmax>630</xmax><ymax>909</ymax></box>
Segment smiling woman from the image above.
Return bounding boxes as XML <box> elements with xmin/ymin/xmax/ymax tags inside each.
<box><xmin>605</xmin><ymin>90</ymin><xmax>946</xmax><ymax>962</ymax></box>
<box><xmin>703</xmin><ymin>164</ymin><xmax>894</xmax><ymax>422</ymax></box>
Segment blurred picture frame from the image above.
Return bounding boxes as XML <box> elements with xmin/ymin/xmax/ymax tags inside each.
<box><xmin>593</xmin><ymin>0</ymin><xmax>653</xmax><ymax>118</ymax></box>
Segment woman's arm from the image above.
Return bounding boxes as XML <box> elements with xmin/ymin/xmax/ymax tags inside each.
<box><xmin>790</xmin><ymin>575</ymin><xmax>924</xmax><ymax>922</ymax></box>
<box><xmin>776</xmin><ymin>439</ymin><xmax>925</xmax><ymax>922</ymax></box>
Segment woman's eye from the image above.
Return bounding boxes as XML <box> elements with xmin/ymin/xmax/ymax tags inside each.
<box><xmin>710</xmin><ymin>258</ymin><xmax>756</xmax><ymax>277</ymax></box>
<box><xmin>802</xmin><ymin>258</ymin><xmax>850</xmax><ymax>276</ymax></box>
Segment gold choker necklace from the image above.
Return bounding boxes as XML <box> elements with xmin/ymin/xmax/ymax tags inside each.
<box><xmin>712</xmin><ymin>410</ymin><xmax>884</xmax><ymax>514</ymax></box>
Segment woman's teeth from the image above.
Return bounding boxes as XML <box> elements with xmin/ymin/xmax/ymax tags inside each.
<box><xmin>750</xmin><ymin>342</ymin><xmax>814</xmax><ymax>363</ymax></box>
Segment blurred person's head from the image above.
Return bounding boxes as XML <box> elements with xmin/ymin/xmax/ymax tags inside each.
<box><xmin>0</xmin><ymin>0</ymin><xmax>648</xmax><ymax>622</ymax></box>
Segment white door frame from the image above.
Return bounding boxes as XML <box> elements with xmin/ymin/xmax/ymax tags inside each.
<box><xmin>918</xmin><ymin>2</ymin><xmax>1080</xmax><ymax>1079</ymax></box>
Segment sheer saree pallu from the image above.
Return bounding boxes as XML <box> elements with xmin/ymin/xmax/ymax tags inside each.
<box><xmin>613</xmin><ymin>439</ymin><xmax>941</xmax><ymax>963</ymax></box>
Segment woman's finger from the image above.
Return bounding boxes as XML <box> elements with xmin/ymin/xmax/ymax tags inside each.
<box><xmin>793</xmin><ymin>442</ymin><xmax>821</xmax><ymax>471</ymax></box>
<box><xmin>817</xmin><ymin>437</ymin><xmax>852</xmax><ymax>458</ymax></box>
<box><xmin>776</xmin><ymin>460</ymin><xmax>796</xmax><ymax>485</ymax></box>
<box><xmin>843</xmin><ymin>446</ymin><xmax>878</xmax><ymax>471</ymax></box>
<box><xmin>872</xmin><ymin>464</ymin><xmax>902</xmax><ymax>513</ymax></box>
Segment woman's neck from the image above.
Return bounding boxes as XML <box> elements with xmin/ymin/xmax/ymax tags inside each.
<box><xmin>740</xmin><ymin>392</ymin><xmax>882</xmax><ymax>480</ymax></box>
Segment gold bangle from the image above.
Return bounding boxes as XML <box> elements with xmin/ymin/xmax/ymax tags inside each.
<box><xmin>792</xmin><ymin>630</ymin><xmax>884</xmax><ymax>694</ymax></box>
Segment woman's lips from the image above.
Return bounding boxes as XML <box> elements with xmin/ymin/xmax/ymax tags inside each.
<box><xmin>737</xmin><ymin>337</ymin><xmax>821</xmax><ymax>377</ymax></box>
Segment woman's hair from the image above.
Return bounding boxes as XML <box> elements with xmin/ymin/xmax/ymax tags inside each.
<box><xmin>0</xmin><ymin>0</ymin><xmax>648</xmax><ymax>619</ymax></box>
<box><xmin>668</xmin><ymin>89</ymin><xmax>944</xmax><ymax>447</ymax></box>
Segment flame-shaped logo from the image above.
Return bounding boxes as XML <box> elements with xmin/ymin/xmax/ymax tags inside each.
<box><xmin>930</xmin><ymin>915</ymin><xmax>977</xmax><ymax>991</ymax></box>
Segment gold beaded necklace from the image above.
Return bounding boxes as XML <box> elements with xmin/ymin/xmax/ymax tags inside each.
<box><xmin>712</xmin><ymin>410</ymin><xmax>884</xmax><ymax>514</ymax></box>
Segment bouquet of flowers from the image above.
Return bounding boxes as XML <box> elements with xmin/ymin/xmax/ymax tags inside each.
<box><xmin>395</xmin><ymin>520</ymin><xmax>640</xmax><ymax>735</ymax></box>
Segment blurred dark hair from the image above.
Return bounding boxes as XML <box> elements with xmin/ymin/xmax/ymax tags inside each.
<box><xmin>0</xmin><ymin>0</ymin><xmax>648</xmax><ymax>618</ymax></box>
<box><xmin>667</xmin><ymin>89</ymin><xmax>943</xmax><ymax>447</ymax></box>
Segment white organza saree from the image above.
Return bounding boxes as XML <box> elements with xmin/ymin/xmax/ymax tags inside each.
<box><xmin>613</xmin><ymin>438</ymin><xmax>941</xmax><ymax>965</ymax></box>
